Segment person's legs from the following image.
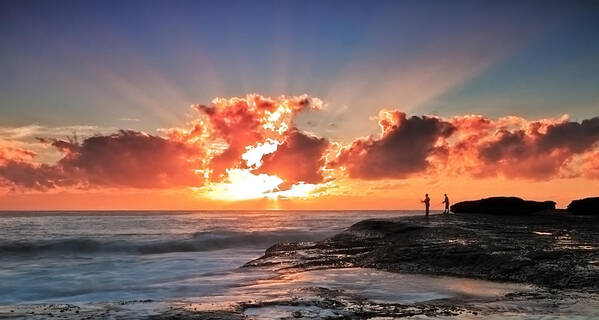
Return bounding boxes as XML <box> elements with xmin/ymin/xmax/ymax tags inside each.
<box><xmin>425</xmin><ymin>205</ymin><xmax>430</xmax><ymax>217</ymax></box>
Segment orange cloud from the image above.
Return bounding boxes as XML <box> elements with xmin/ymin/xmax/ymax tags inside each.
<box><xmin>332</xmin><ymin>110</ymin><xmax>455</xmax><ymax>179</ymax></box>
<box><xmin>582</xmin><ymin>150</ymin><xmax>599</xmax><ymax>179</ymax></box>
<box><xmin>192</xmin><ymin>94</ymin><xmax>323</xmax><ymax>180</ymax></box>
<box><xmin>0</xmin><ymin>130</ymin><xmax>203</xmax><ymax>190</ymax></box>
<box><xmin>1</xmin><ymin>95</ymin><xmax>598</xmax><ymax>203</ymax></box>
<box><xmin>0</xmin><ymin>142</ymin><xmax>64</xmax><ymax>190</ymax></box>
<box><xmin>449</xmin><ymin>115</ymin><xmax>599</xmax><ymax>179</ymax></box>
<box><xmin>0</xmin><ymin>143</ymin><xmax>36</xmax><ymax>164</ymax></box>
<box><xmin>327</xmin><ymin>110</ymin><xmax>599</xmax><ymax>181</ymax></box>
<box><xmin>1</xmin><ymin>94</ymin><xmax>330</xmax><ymax>200</ymax></box>
<box><xmin>257</xmin><ymin>129</ymin><xmax>329</xmax><ymax>187</ymax></box>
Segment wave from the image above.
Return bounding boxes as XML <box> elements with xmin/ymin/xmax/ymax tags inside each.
<box><xmin>0</xmin><ymin>230</ymin><xmax>331</xmax><ymax>256</ymax></box>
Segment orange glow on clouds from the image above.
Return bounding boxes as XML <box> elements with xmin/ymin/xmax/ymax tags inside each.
<box><xmin>187</xmin><ymin>94</ymin><xmax>326</xmax><ymax>200</ymax></box>
<box><xmin>0</xmin><ymin>93</ymin><xmax>598</xmax><ymax>209</ymax></box>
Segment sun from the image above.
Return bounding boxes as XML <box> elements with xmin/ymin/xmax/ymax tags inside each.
<box><xmin>199</xmin><ymin>169</ymin><xmax>320</xmax><ymax>201</ymax></box>
<box><xmin>189</xmin><ymin>96</ymin><xmax>325</xmax><ymax>201</ymax></box>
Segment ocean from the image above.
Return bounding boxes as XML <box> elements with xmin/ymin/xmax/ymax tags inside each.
<box><xmin>3</xmin><ymin>210</ymin><xmax>596</xmax><ymax>319</ymax></box>
<box><xmin>0</xmin><ymin>210</ymin><xmax>411</xmax><ymax>304</ymax></box>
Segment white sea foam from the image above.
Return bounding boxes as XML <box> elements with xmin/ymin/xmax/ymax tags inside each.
<box><xmin>0</xmin><ymin>210</ymin><xmax>406</xmax><ymax>303</ymax></box>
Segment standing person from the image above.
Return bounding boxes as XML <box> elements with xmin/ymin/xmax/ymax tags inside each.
<box><xmin>442</xmin><ymin>194</ymin><xmax>450</xmax><ymax>214</ymax></box>
<box><xmin>422</xmin><ymin>194</ymin><xmax>431</xmax><ymax>217</ymax></box>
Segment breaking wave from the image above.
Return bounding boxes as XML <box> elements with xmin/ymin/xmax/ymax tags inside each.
<box><xmin>0</xmin><ymin>230</ymin><xmax>330</xmax><ymax>256</ymax></box>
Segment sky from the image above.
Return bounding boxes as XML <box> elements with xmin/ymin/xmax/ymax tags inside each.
<box><xmin>1</xmin><ymin>0</ymin><xmax>599</xmax><ymax>210</ymax></box>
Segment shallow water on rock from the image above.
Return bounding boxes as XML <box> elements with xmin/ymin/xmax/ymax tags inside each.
<box><xmin>2</xmin><ymin>267</ymin><xmax>597</xmax><ymax>319</ymax></box>
<box><xmin>236</xmin><ymin>268</ymin><xmax>598</xmax><ymax>320</ymax></box>
<box><xmin>245</xmin><ymin>305</ymin><xmax>343</xmax><ymax>320</ymax></box>
<box><xmin>231</xmin><ymin>268</ymin><xmax>534</xmax><ymax>305</ymax></box>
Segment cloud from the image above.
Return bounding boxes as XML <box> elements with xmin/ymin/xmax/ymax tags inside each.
<box><xmin>330</xmin><ymin>111</ymin><xmax>599</xmax><ymax>181</ymax></box>
<box><xmin>1</xmin><ymin>95</ymin><xmax>598</xmax><ymax>195</ymax></box>
<box><xmin>191</xmin><ymin>94</ymin><xmax>324</xmax><ymax>179</ymax></box>
<box><xmin>0</xmin><ymin>160</ymin><xmax>66</xmax><ymax>191</ymax></box>
<box><xmin>0</xmin><ymin>130</ymin><xmax>203</xmax><ymax>190</ymax></box>
<box><xmin>440</xmin><ymin>115</ymin><xmax>599</xmax><ymax>179</ymax></box>
<box><xmin>333</xmin><ymin>110</ymin><xmax>455</xmax><ymax>179</ymax></box>
<box><xmin>582</xmin><ymin>150</ymin><xmax>599</xmax><ymax>179</ymax></box>
<box><xmin>478</xmin><ymin>117</ymin><xmax>599</xmax><ymax>162</ymax></box>
<box><xmin>0</xmin><ymin>94</ymin><xmax>329</xmax><ymax>194</ymax></box>
<box><xmin>0</xmin><ymin>124</ymin><xmax>107</xmax><ymax>140</ymax></box>
<box><xmin>56</xmin><ymin>130</ymin><xmax>204</xmax><ymax>188</ymax></box>
<box><xmin>538</xmin><ymin>117</ymin><xmax>599</xmax><ymax>153</ymax></box>
<box><xmin>0</xmin><ymin>142</ymin><xmax>36</xmax><ymax>163</ymax></box>
<box><xmin>257</xmin><ymin>129</ymin><xmax>329</xmax><ymax>186</ymax></box>
<box><xmin>0</xmin><ymin>141</ymin><xmax>65</xmax><ymax>190</ymax></box>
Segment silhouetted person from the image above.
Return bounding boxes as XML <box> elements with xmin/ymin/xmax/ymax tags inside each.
<box><xmin>422</xmin><ymin>194</ymin><xmax>431</xmax><ymax>217</ymax></box>
<box><xmin>442</xmin><ymin>194</ymin><xmax>450</xmax><ymax>214</ymax></box>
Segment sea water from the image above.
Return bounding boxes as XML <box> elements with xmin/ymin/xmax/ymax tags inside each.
<box><xmin>0</xmin><ymin>210</ymin><xmax>414</xmax><ymax>304</ymax></box>
<box><xmin>2</xmin><ymin>210</ymin><xmax>596</xmax><ymax>319</ymax></box>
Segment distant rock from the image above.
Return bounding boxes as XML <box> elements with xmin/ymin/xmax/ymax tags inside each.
<box><xmin>567</xmin><ymin>197</ymin><xmax>599</xmax><ymax>215</ymax></box>
<box><xmin>450</xmin><ymin>197</ymin><xmax>556</xmax><ymax>215</ymax></box>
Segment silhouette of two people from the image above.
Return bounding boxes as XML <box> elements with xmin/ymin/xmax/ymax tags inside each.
<box><xmin>421</xmin><ymin>193</ymin><xmax>451</xmax><ymax>217</ymax></box>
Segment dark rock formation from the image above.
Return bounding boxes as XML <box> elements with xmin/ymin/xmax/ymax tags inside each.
<box><xmin>567</xmin><ymin>197</ymin><xmax>599</xmax><ymax>215</ymax></box>
<box><xmin>246</xmin><ymin>213</ymin><xmax>599</xmax><ymax>290</ymax></box>
<box><xmin>450</xmin><ymin>196</ymin><xmax>556</xmax><ymax>215</ymax></box>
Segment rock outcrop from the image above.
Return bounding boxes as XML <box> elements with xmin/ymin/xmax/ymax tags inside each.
<box><xmin>246</xmin><ymin>213</ymin><xmax>599</xmax><ymax>290</ymax></box>
<box><xmin>450</xmin><ymin>196</ymin><xmax>556</xmax><ymax>215</ymax></box>
<box><xmin>567</xmin><ymin>197</ymin><xmax>599</xmax><ymax>215</ymax></box>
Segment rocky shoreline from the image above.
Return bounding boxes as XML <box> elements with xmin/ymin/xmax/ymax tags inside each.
<box><xmin>246</xmin><ymin>211</ymin><xmax>599</xmax><ymax>290</ymax></box>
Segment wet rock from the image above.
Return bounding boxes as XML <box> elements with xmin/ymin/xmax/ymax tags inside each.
<box><xmin>450</xmin><ymin>196</ymin><xmax>556</xmax><ymax>215</ymax></box>
<box><xmin>148</xmin><ymin>309</ymin><xmax>246</xmax><ymax>320</ymax></box>
<box><xmin>241</xmin><ymin>286</ymin><xmax>469</xmax><ymax>320</ymax></box>
<box><xmin>248</xmin><ymin>213</ymin><xmax>599</xmax><ymax>290</ymax></box>
<box><xmin>567</xmin><ymin>197</ymin><xmax>599</xmax><ymax>215</ymax></box>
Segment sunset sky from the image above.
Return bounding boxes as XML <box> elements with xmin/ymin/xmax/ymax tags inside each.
<box><xmin>1</xmin><ymin>0</ymin><xmax>599</xmax><ymax>210</ymax></box>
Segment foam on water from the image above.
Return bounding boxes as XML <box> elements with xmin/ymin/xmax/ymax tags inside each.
<box><xmin>0</xmin><ymin>210</ymin><xmax>406</xmax><ymax>303</ymax></box>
